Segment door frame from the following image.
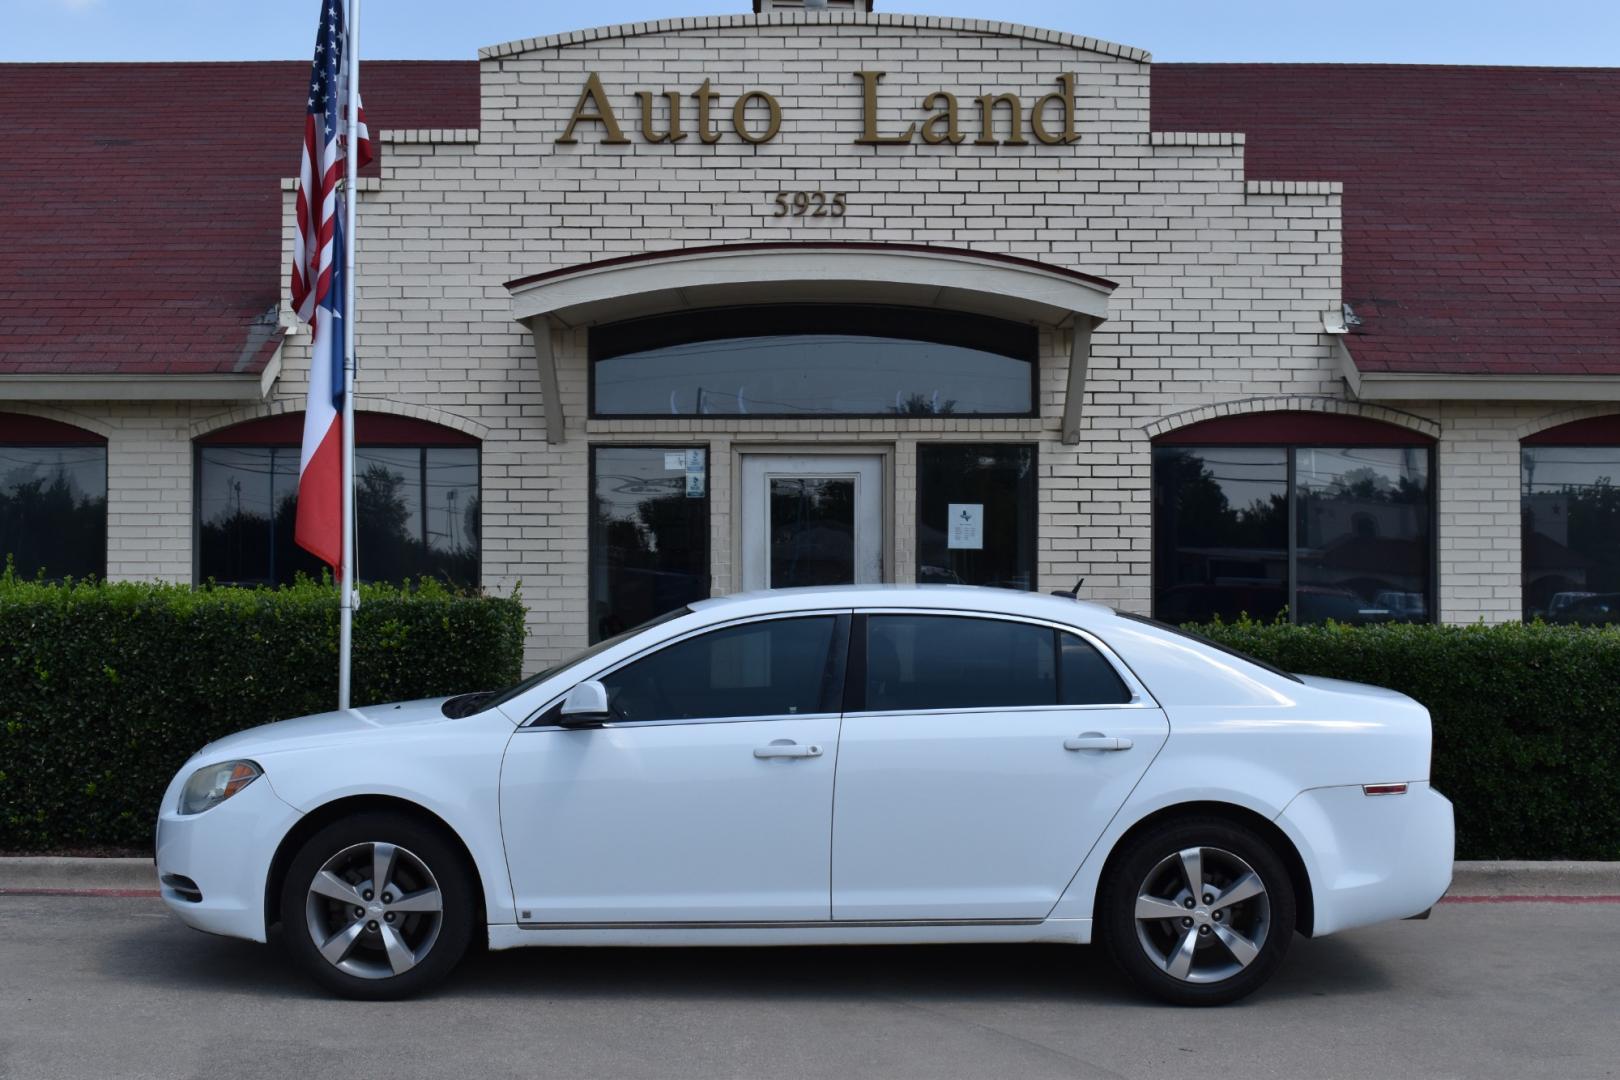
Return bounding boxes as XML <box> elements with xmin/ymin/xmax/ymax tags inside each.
<box><xmin>732</xmin><ymin>444</ymin><xmax>896</xmax><ymax>592</ymax></box>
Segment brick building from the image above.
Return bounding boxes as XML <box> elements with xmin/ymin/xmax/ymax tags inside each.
<box><xmin>4</xmin><ymin>1</ymin><xmax>1619</xmax><ymax>671</ymax></box>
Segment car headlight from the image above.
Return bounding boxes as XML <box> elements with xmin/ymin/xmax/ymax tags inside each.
<box><xmin>178</xmin><ymin>760</ymin><xmax>262</xmax><ymax>815</ymax></box>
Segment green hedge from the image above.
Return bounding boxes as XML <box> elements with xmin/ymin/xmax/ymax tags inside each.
<box><xmin>0</xmin><ymin>574</ymin><xmax>526</xmax><ymax>851</ymax></box>
<box><xmin>1189</xmin><ymin>618</ymin><xmax>1620</xmax><ymax>861</ymax></box>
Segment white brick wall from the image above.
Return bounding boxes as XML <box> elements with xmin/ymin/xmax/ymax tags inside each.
<box><xmin>29</xmin><ymin>14</ymin><xmax>1598</xmax><ymax>670</ymax></box>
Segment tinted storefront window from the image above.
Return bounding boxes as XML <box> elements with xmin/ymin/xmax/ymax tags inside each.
<box><xmin>0</xmin><ymin>444</ymin><xmax>107</xmax><ymax>580</ymax></box>
<box><xmin>590</xmin><ymin>446</ymin><xmax>710</xmax><ymax>642</ymax></box>
<box><xmin>1153</xmin><ymin>447</ymin><xmax>1288</xmax><ymax>624</ymax></box>
<box><xmin>1523</xmin><ymin>446</ymin><xmax>1620</xmax><ymax>624</ymax></box>
<box><xmin>916</xmin><ymin>444</ymin><xmax>1037</xmax><ymax>590</ymax></box>
<box><xmin>196</xmin><ymin>445</ymin><xmax>479</xmax><ymax>587</ymax></box>
<box><xmin>592</xmin><ymin>306</ymin><xmax>1037</xmax><ymax>418</ymax></box>
<box><xmin>1154</xmin><ymin>443</ymin><xmax>1432</xmax><ymax>625</ymax></box>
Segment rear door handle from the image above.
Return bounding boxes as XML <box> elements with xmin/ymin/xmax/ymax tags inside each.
<box><xmin>754</xmin><ymin>743</ymin><xmax>823</xmax><ymax>759</ymax></box>
<box><xmin>1064</xmin><ymin>735</ymin><xmax>1133</xmax><ymax>752</ymax></box>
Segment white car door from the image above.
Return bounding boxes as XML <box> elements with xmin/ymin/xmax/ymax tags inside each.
<box><xmin>500</xmin><ymin>613</ymin><xmax>846</xmax><ymax>924</ymax></box>
<box><xmin>831</xmin><ymin>612</ymin><xmax>1168</xmax><ymax>922</ymax></box>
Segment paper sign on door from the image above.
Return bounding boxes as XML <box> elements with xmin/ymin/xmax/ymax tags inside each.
<box><xmin>947</xmin><ymin>503</ymin><xmax>983</xmax><ymax>550</ymax></box>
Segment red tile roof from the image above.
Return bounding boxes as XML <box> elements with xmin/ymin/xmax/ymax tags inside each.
<box><xmin>1153</xmin><ymin>64</ymin><xmax>1620</xmax><ymax>377</ymax></box>
<box><xmin>0</xmin><ymin>61</ymin><xmax>477</xmax><ymax>377</ymax></box>
<box><xmin>1</xmin><ymin>60</ymin><xmax>1615</xmax><ymax>380</ymax></box>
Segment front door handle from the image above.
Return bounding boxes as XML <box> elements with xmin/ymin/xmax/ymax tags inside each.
<box><xmin>754</xmin><ymin>743</ymin><xmax>823</xmax><ymax>759</ymax></box>
<box><xmin>1064</xmin><ymin>735</ymin><xmax>1133</xmax><ymax>752</ymax></box>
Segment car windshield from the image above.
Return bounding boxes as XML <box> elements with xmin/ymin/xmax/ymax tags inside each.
<box><xmin>1112</xmin><ymin>611</ymin><xmax>1303</xmax><ymax>684</ymax></box>
<box><xmin>478</xmin><ymin>607</ymin><xmax>694</xmax><ymax>712</ymax></box>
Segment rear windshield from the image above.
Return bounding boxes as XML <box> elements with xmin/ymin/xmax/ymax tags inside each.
<box><xmin>1113</xmin><ymin>611</ymin><xmax>1303</xmax><ymax>685</ymax></box>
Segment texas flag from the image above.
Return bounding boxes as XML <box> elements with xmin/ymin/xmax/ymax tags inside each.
<box><xmin>290</xmin><ymin>0</ymin><xmax>371</xmax><ymax>572</ymax></box>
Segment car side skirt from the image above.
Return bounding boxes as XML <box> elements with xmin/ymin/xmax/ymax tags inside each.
<box><xmin>487</xmin><ymin>917</ymin><xmax>1092</xmax><ymax>950</ymax></box>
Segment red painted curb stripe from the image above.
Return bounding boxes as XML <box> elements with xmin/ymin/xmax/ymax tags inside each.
<box><xmin>0</xmin><ymin>887</ymin><xmax>160</xmax><ymax>898</ymax></box>
<box><xmin>1440</xmin><ymin>894</ymin><xmax>1620</xmax><ymax>904</ymax></box>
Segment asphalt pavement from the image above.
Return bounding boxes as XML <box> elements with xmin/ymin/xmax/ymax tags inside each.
<box><xmin>1</xmin><ymin>894</ymin><xmax>1616</xmax><ymax>1080</ymax></box>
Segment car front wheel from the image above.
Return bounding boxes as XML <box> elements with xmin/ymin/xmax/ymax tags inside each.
<box><xmin>280</xmin><ymin>812</ymin><xmax>474</xmax><ymax>999</ymax></box>
<box><xmin>1099</xmin><ymin>816</ymin><xmax>1296</xmax><ymax>1005</ymax></box>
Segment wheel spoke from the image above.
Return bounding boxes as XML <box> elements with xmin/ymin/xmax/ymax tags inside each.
<box><xmin>1214</xmin><ymin>925</ymin><xmax>1260</xmax><ymax>968</ymax></box>
<box><xmin>1135</xmin><ymin>894</ymin><xmax>1186</xmax><ymax>921</ymax></box>
<box><xmin>389</xmin><ymin>886</ymin><xmax>442</xmax><ymax>914</ymax></box>
<box><xmin>371</xmin><ymin>843</ymin><xmax>398</xmax><ymax>896</ymax></box>
<box><xmin>309</xmin><ymin>870</ymin><xmax>364</xmax><ymax>907</ymax></box>
<box><xmin>318</xmin><ymin>918</ymin><xmax>365</xmax><ymax>966</ymax></box>
<box><xmin>1212</xmin><ymin>871</ymin><xmax>1265</xmax><ymax>911</ymax></box>
<box><xmin>1177</xmin><ymin>847</ymin><xmax>1205</xmax><ymax>897</ymax></box>
<box><xmin>378</xmin><ymin>924</ymin><xmax>417</xmax><ymax>975</ymax></box>
<box><xmin>1165</xmin><ymin>927</ymin><xmax>1198</xmax><ymax>980</ymax></box>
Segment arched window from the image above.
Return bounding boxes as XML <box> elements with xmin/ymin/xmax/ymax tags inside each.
<box><xmin>590</xmin><ymin>305</ymin><xmax>1039</xmax><ymax>418</ymax></box>
<box><xmin>1522</xmin><ymin>414</ymin><xmax>1620</xmax><ymax>624</ymax></box>
<box><xmin>1152</xmin><ymin>411</ymin><xmax>1435</xmax><ymax>625</ymax></box>
<box><xmin>194</xmin><ymin>413</ymin><xmax>480</xmax><ymax>587</ymax></box>
<box><xmin>0</xmin><ymin>413</ymin><xmax>107</xmax><ymax>580</ymax></box>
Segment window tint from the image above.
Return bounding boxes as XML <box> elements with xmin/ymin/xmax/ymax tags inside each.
<box><xmin>1058</xmin><ymin>633</ymin><xmax>1132</xmax><ymax>705</ymax></box>
<box><xmin>591</xmin><ymin>306</ymin><xmax>1037</xmax><ymax>418</ymax></box>
<box><xmin>1522</xmin><ymin>445</ymin><xmax>1620</xmax><ymax>624</ymax></box>
<box><xmin>864</xmin><ymin>615</ymin><xmax>1056</xmax><ymax>712</ymax></box>
<box><xmin>601</xmin><ymin>616</ymin><xmax>838</xmax><ymax>722</ymax></box>
<box><xmin>0</xmin><ymin>444</ymin><xmax>107</xmax><ymax>580</ymax></box>
<box><xmin>197</xmin><ymin>444</ymin><xmax>480</xmax><ymax>587</ymax></box>
<box><xmin>590</xmin><ymin>446</ymin><xmax>710</xmax><ymax>642</ymax></box>
<box><xmin>916</xmin><ymin>444</ymin><xmax>1037</xmax><ymax>590</ymax></box>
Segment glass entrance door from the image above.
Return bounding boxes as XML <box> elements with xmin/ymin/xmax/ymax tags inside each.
<box><xmin>740</xmin><ymin>454</ymin><xmax>884</xmax><ymax>591</ymax></box>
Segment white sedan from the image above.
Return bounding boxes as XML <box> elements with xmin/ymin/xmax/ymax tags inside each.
<box><xmin>156</xmin><ymin>586</ymin><xmax>1453</xmax><ymax>1004</ymax></box>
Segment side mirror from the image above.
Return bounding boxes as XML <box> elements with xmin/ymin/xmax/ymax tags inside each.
<box><xmin>559</xmin><ymin>680</ymin><xmax>611</xmax><ymax>726</ymax></box>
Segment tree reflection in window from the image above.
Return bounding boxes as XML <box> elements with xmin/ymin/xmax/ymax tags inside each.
<box><xmin>1523</xmin><ymin>446</ymin><xmax>1620</xmax><ymax>624</ymax></box>
<box><xmin>590</xmin><ymin>447</ymin><xmax>710</xmax><ymax>642</ymax></box>
<box><xmin>195</xmin><ymin>445</ymin><xmax>479</xmax><ymax>587</ymax></box>
<box><xmin>0</xmin><ymin>445</ymin><xmax>107</xmax><ymax>580</ymax></box>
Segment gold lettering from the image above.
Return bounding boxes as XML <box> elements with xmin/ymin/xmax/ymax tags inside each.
<box><xmin>919</xmin><ymin>90</ymin><xmax>963</xmax><ymax>145</ymax></box>
<box><xmin>556</xmin><ymin>72</ymin><xmax>630</xmax><ymax>145</ymax></box>
<box><xmin>975</xmin><ymin>91</ymin><xmax>1028</xmax><ymax>146</ymax></box>
<box><xmin>692</xmin><ymin>78</ymin><xmax>723</xmax><ymax>144</ymax></box>
<box><xmin>1031</xmin><ymin>74</ymin><xmax>1079</xmax><ymax>145</ymax></box>
<box><xmin>635</xmin><ymin>90</ymin><xmax>687</xmax><ymax>143</ymax></box>
<box><xmin>854</xmin><ymin>71</ymin><xmax>915</xmax><ymax>146</ymax></box>
<box><xmin>731</xmin><ymin>90</ymin><xmax>782</xmax><ymax>144</ymax></box>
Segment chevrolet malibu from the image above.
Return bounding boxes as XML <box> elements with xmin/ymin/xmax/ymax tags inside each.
<box><xmin>157</xmin><ymin>586</ymin><xmax>1453</xmax><ymax>1004</ymax></box>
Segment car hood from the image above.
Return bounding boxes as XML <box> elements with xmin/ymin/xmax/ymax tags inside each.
<box><xmin>188</xmin><ymin>697</ymin><xmax>461</xmax><ymax>763</ymax></box>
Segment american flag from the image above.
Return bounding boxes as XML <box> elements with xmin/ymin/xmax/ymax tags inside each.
<box><xmin>290</xmin><ymin>0</ymin><xmax>371</xmax><ymax>572</ymax></box>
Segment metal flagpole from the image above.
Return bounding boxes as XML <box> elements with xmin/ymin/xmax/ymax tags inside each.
<box><xmin>338</xmin><ymin>0</ymin><xmax>362</xmax><ymax>710</ymax></box>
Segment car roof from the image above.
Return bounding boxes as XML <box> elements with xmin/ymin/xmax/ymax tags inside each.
<box><xmin>688</xmin><ymin>584</ymin><xmax>1116</xmax><ymax>625</ymax></box>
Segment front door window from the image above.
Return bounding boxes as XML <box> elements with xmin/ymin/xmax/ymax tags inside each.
<box><xmin>741</xmin><ymin>454</ymin><xmax>883</xmax><ymax>591</ymax></box>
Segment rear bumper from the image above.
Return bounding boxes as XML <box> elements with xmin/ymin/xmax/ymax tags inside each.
<box><xmin>154</xmin><ymin>773</ymin><xmax>303</xmax><ymax>943</ymax></box>
<box><xmin>1277</xmin><ymin>781</ymin><xmax>1454</xmax><ymax>937</ymax></box>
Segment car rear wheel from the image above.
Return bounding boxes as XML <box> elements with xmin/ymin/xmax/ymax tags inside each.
<box><xmin>1099</xmin><ymin>816</ymin><xmax>1296</xmax><ymax>1005</ymax></box>
<box><xmin>280</xmin><ymin>812</ymin><xmax>474</xmax><ymax>999</ymax></box>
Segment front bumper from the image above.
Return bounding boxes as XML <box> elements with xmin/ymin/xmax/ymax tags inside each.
<box><xmin>1277</xmin><ymin>781</ymin><xmax>1454</xmax><ymax>937</ymax></box>
<box><xmin>154</xmin><ymin>771</ymin><xmax>303</xmax><ymax>943</ymax></box>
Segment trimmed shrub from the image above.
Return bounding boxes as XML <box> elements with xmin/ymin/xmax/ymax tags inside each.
<box><xmin>1189</xmin><ymin>618</ymin><xmax>1620</xmax><ymax>861</ymax></box>
<box><xmin>0</xmin><ymin>574</ymin><xmax>525</xmax><ymax>851</ymax></box>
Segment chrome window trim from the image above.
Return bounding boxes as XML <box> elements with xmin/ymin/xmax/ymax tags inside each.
<box><xmin>852</xmin><ymin>606</ymin><xmax>1161</xmax><ymax>712</ymax></box>
<box><xmin>520</xmin><ymin>608</ymin><xmax>853</xmax><ymax>729</ymax></box>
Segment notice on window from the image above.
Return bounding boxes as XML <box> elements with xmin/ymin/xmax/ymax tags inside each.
<box><xmin>684</xmin><ymin>449</ymin><xmax>706</xmax><ymax>498</ymax></box>
<box><xmin>947</xmin><ymin>503</ymin><xmax>983</xmax><ymax>550</ymax></box>
<box><xmin>664</xmin><ymin>452</ymin><xmax>688</xmax><ymax>471</ymax></box>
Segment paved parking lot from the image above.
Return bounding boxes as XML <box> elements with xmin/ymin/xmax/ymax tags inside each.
<box><xmin>1</xmin><ymin>894</ymin><xmax>1616</xmax><ymax>1080</ymax></box>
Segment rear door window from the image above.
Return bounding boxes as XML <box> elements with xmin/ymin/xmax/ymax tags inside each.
<box><xmin>863</xmin><ymin>615</ymin><xmax>1056</xmax><ymax>712</ymax></box>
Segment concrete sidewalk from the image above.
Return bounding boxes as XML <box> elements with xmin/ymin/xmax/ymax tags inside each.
<box><xmin>2</xmin><ymin>856</ymin><xmax>1617</xmax><ymax>896</ymax></box>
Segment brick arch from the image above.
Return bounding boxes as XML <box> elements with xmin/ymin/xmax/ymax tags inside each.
<box><xmin>1515</xmin><ymin>404</ymin><xmax>1620</xmax><ymax>443</ymax></box>
<box><xmin>189</xmin><ymin>397</ymin><xmax>489</xmax><ymax>443</ymax></box>
<box><xmin>1144</xmin><ymin>397</ymin><xmax>1440</xmax><ymax>442</ymax></box>
<box><xmin>0</xmin><ymin>403</ymin><xmax>115</xmax><ymax>441</ymax></box>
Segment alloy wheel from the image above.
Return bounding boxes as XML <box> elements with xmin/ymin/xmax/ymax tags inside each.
<box><xmin>1132</xmin><ymin>845</ymin><xmax>1271</xmax><ymax>984</ymax></box>
<box><xmin>304</xmin><ymin>841</ymin><xmax>445</xmax><ymax>980</ymax></box>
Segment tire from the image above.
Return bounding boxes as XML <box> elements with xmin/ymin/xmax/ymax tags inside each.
<box><xmin>280</xmin><ymin>812</ymin><xmax>475</xmax><ymax>1000</ymax></box>
<box><xmin>1098</xmin><ymin>816</ymin><xmax>1296</xmax><ymax>1006</ymax></box>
